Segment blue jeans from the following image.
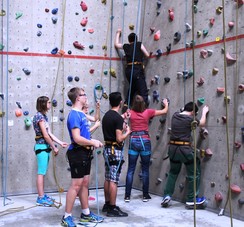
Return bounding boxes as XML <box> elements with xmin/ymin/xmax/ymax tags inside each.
<box><xmin>125</xmin><ymin>137</ymin><xmax>151</xmax><ymax>196</ymax></box>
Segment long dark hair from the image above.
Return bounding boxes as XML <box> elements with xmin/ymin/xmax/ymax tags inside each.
<box><xmin>131</xmin><ymin>95</ymin><xmax>146</xmax><ymax>113</ymax></box>
<box><xmin>36</xmin><ymin>96</ymin><xmax>49</xmax><ymax>114</ymax></box>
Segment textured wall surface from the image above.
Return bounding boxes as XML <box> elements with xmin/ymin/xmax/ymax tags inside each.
<box><xmin>0</xmin><ymin>0</ymin><xmax>243</xmax><ymax>221</ymax></box>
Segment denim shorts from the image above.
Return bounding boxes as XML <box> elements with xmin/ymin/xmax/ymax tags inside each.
<box><xmin>129</xmin><ymin>137</ymin><xmax>151</xmax><ymax>156</ymax></box>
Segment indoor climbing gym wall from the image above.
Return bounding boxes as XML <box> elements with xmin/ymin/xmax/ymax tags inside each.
<box><xmin>0</xmin><ymin>0</ymin><xmax>243</xmax><ymax>222</ymax></box>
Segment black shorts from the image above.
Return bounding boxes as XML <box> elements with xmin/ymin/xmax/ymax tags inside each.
<box><xmin>67</xmin><ymin>147</ymin><xmax>93</xmax><ymax>179</ymax></box>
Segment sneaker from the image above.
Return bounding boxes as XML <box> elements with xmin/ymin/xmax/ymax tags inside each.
<box><xmin>186</xmin><ymin>196</ymin><xmax>206</xmax><ymax>206</ymax></box>
<box><xmin>80</xmin><ymin>212</ymin><xmax>104</xmax><ymax>223</ymax></box>
<box><xmin>124</xmin><ymin>195</ymin><xmax>130</xmax><ymax>202</ymax></box>
<box><xmin>61</xmin><ymin>215</ymin><xmax>76</xmax><ymax>227</ymax></box>
<box><xmin>161</xmin><ymin>195</ymin><xmax>171</xmax><ymax>207</ymax></box>
<box><xmin>107</xmin><ymin>206</ymin><xmax>128</xmax><ymax>217</ymax></box>
<box><xmin>102</xmin><ymin>203</ymin><xmax>109</xmax><ymax>212</ymax></box>
<box><xmin>36</xmin><ymin>195</ymin><xmax>54</xmax><ymax>207</ymax></box>
<box><xmin>142</xmin><ymin>194</ymin><xmax>151</xmax><ymax>202</ymax></box>
<box><xmin>44</xmin><ymin>194</ymin><xmax>54</xmax><ymax>202</ymax></box>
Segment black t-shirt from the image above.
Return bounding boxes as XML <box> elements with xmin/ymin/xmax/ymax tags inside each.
<box><xmin>123</xmin><ymin>42</ymin><xmax>144</xmax><ymax>63</ymax></box>
<box><xmin>102</xmin><ymin>110</ymin><xmax>124</xmax><ymax>142</ymax></box>
<box><xmin>170</xmin><ymin>112</ymin><xmax>199</xmax><ymax>142</ymax></box>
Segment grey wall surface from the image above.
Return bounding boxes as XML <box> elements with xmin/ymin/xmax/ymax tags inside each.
<box><xmin>0</xmin><ymin>0</ymin><xmax>243</xmax><ymax>221</ymax></box>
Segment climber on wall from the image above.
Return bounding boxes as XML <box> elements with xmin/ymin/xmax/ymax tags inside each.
<box><xmin>114</xmin><ymin>28</ymin><xmax>150</xmax><ymax>111</ymax></box>
<box><xmin>161</xmin><ymin>102</ymin><xmax>209</xmax><ymax>208</ymax></box>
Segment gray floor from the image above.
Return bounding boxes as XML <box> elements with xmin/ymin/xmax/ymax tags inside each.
<box><xmin>0</xmin><ymin>187</ymin><xmax>243</xmax><ymax>227</ymax></box>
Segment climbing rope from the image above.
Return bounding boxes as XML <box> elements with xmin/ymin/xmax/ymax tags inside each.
<box><xmin>190</xmin><ymin>1</ymin><xmax>197</xmax><ymax>226</ymax></box>
<box><xmin>221</xmin><ymin>1</ymin><xmax>234</xmax><ymax>226</ymax></box>
<box><xmin>50</xmin><ymin>0</ymin><xmax>67</xmax><ymax>208</ymax></box>
<box><xmin>127</xmin><ymin>0</ymin><xmax>141</xmax><ymax>108</ymax></box>
<box><xmin>1</xmin><ymin>0</ymin><xmax>10</xmax><ymax>207</ymax></box>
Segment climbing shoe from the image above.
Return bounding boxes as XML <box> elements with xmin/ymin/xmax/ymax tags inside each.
<box><xmin>80</xmin><ymin>212</ymin><xmax>104</xmax><ymax>223</ymax></box>
<box><xmin>161</xmin><ymin>195</ymin><xmax>171</xmax><ymax>207</ymax></box>
<box><xmin>61</xmin><ymin>215</ymin><xmax>76</xmax><ymax>227</ymax></box>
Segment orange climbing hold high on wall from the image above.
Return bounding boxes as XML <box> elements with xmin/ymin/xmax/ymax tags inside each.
<box><xmin>154</xmin><ymin>30</ymin><xmax>160</xmax><ymax>41</ymax></box>
<box><xmin>230</xmin><ymin>184</ymin><xmax>241</xmax><ymax>194</ymax></box>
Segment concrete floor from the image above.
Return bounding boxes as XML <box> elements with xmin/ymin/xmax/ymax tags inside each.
<box><xmin>0</xmin><ymin>187</ymin><xmax>243</xmax><ymax>227</ymax></box>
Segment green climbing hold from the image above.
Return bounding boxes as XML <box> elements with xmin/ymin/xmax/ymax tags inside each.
<box><xmin>193</xmin><ymin>5</ymin><xmax>198</xmax><ymax>13</ymax></box>
<box><xmin>103</xmin><ymin>70</ymin><xmax>108</xmax><ymax>75</ymax></box>
<box><xmin>198</xmin><ymin>97</ymin><xmax>205</xmax><ymax>105</ymax></box>
<box><xmin>15</xmin><ymin>12</ymin><xmax>23</xmax><ymax>19</ymax></box>
<box><xmin>24</xmin><ymin>117</ymin><xmax>32</xmax><ymax>127</ymax></box>
<box><xmin>0</xmin><ymin>44</ymin><xmax>4</xmax><ymax>51</ymax></box>
<box><xmin>188</xmin><ymin>70</ymin><xmax>194</xmax><ymax>77</ymax></box>
<box><xmin>203</xmin><ymin>29</ymin><xmax>208</xmax><ymax>36</ymax></box>
<box><xmin>17</xmin><ymin>77</ymin><xmax>21</xmax><ymax>81</ymax></box>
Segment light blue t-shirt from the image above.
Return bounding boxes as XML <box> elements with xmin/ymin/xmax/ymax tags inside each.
<box><xmin>67</xmin><ymin>109</ymin><xmax>90</xmax><ymax>150</ymax></box>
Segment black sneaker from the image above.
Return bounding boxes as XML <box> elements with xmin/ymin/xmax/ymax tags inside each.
<box><xmin>102</xmin><ymin>203</ymin><xmax>109</xmax><ymax>212</ymax></box>
<box><xmin>124</xmin><ymin>196</ymin><xmax>130</xmax><ymax>202</ymax></box>
<box><xmin>143</xmin><ymin>194</ymin><xmax>151</xmax><ymax>202</ymax></box>
<box><xmin>107</xmin><ymin>206</ymin><xmax>128</xmax><ymax>217</ymax></box>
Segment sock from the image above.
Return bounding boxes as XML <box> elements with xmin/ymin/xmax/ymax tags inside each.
<box><xmin>64</xmin><ymin>212</ymin><xmax>72</xmax><ymax>219</ymax></box>
<box><xmin>82</xmin><ymin>208</ymin><xmax>90</xmax><ymax>215</ymax></box>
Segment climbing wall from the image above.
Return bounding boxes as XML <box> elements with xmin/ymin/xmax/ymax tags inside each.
<box><xmin>0</xmin><ymin>0</ymin><xmax>243</xmax><ymax>221</ymax></box>
<box><xmin>133</xmin><ymin>0</ymin><xmax>244</xmax><ymax>221</ymax></box>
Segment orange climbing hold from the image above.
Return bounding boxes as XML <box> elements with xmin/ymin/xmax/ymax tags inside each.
<box><xmin>154</xmin><ymin>30</ymin><xmax>160</xmax><ymax>41</ymax></box>
<box><xmin>80</xmin><ymin>1</ymin><xmax>88</xmax><ymax>11</ymax></box>
<box><xmin>168</xmin><ymin>9</ymin><xmax>174</xmax><ymax>21</ymax></box>
<box><xmin>230</xmin><ymin>184</ymin><xmax>241</xmax><ymax>194</ymax></box>
<box><xmin>215</xmin><ymin>191</ymin><xmax>223</xmax><ymax>202</ymax></box>
<box><xmin>88</xmin><ymin>28</ymin><xmax>94</xmax><ymax>34</ymax></box>
<box><xmin>15</xmin><ymin>108</ymin><xmax>22</xmax><ymax>117</ymax></box>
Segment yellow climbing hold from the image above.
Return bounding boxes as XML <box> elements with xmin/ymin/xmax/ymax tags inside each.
<box><xmin>129</xmin><ymin>24</ymin><xmax>134</xmax><ymax>30</ymax></box>
<box><xmin>215</xmin><ymin>37</ymin><xmax>221</xmax><ymax>42</ymax></box>
<box><xmin>110</xmin><ymin>68</ymin><xmax>116</xmax><ymax>78</ymax></box>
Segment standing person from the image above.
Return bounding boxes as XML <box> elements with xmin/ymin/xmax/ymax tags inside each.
<box><xmin>33</xmin><ymin>96</ymin><xmax>68</xmax><ymax>206</ymax></box>
<box><xmin>102</xmin><ymin>92</ymin><xmax>131</xmax><ymax>217</ymax></box>
<box><xmin>161</xmin><ymin>102</ymin><xmax>209</xmax><ymax>208</ymax></box>
<box><xmin>61</xmin><ymin>87</ymin><xmax>103</xmax><ymax>227</ymax></box>
<box><xmin>124</xmin><ymin>95</ymin><xmax>169</xmax><ymax>202</ymax></box>
<box><xmin>114</xmin><ymin>29</ymin><xmax>150</xmax><ymax>109</ymax></box>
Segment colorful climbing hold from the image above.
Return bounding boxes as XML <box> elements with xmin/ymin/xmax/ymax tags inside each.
<box><xmin>15</xmin><ymin>12</ymin><xmax>23</xmax><ymax>19</ymax></box>
<box><xmin>88</xmin><ymin>28</ymin><xmax>94</xmax><ymax>34</ymax></box>
<box><xmin>0</xmin><ymin>44</ymin><xmax>4</xmax><ymax>51</ymax></box>
<box><xmin>168</xmin><ymin>9</ymin><xmax>174</xmax><ymax>21</ymax></box>
<box><xmin>216</xmin><ymin>6</ymin><xmax>223</xmax><ymax>14</ymax></box>
<box><xmin>212</xmin><ymin>67</ymin><xmax>219</xmax><ymax>75</ymax></box>
<box><xmin>166</xmin><ymin>43</ymin><xmax>171</xmax><ymax>55</ymax></box>
<box><xmin>228</xmin><ymin>21</ymin><xmax>234</xmax><ymax>29</ymax></box>
<box><xmin>197</xmin><ymin>97</ymin><xmax>205</xmax><ymax>105</ymax></box>
<box><xmin>209</xmin><ymin>18</ymin><xmax>215</xmax><ymax>26</ymax></box>
<box><xmin>0</xmin><ymin>10</ymin><xmax>6</xmax><ymax>16</ymax></box>
<box><xmin>51</xmin><ymin>47</ymin><xmax>59</xmax><ymax>55</ymax></box>
<box><xmin>215</xmin><ymin>192</ymin><xmax>223</xmax><ymax>203</ymax></box>
<box><xmin>73</xmin><ymin>41</ymin><xmax>85</xmax><ymax>50</ymax></box>
<box><xmin>89</xmin><ymin>69</ymin><xmax>95</xmax><ymax>74</ymax></box>
<box><xmin>129</xmin><ymin>24</ymin><xmax>134</xmax><ymax>30</ymax></box>
<box><xmin>238</xmin><ymin>84</ymin><xmax>244</xmax><ymax>91</ymax></box>
<box><xmin>197</xmin><ymin>31</ymin><xmax>202</xmax><ymax>37</ymax></box>
<box><xmin>164</xmin><ymin>77</ymin><xmax>170</xmax><ymax>83</ymax></box>
<box><xmin>52</xmin><ymin>99</ymin><xmax>57</xmax><ymax>107</ymax></box>
<box><xmin>196</xmin><ymin>77</ymin><xmax>204</xmax><ymax>86</ymax></box>
<box><xmin>234</xmin><ymin>0</ymin><xmax>244</xmax><ymax>6</ymax></box>
<box><xmin>80</xmin><ymin>17</ymin><xmax>88</xmax><ymax>27</ymax></box>
<box><xmin>24</xmin><ymin>117</ymin><xmax>32</xmax><ymax>127</ymax></box>
<box><xmin>185</xmin><ymin>23</ymin><xmax>192</xmax><ymax>32</ymax></box>
<box><xmin>217</xmin><ymin>87</ymin><xmax>225</xmax><ymax>93</ymax></box>
<box><xmin>52</xmin><ymin>8</ymin><xmax>58</xmax><ymax>14</ymax></box>
<box><xmin>157</xmin><ymin>0</ymin><xmax>162</xmax><ymax>9</ymax></box>
<box><xmin>45</xmin><ymin>8</ymin><xmax>49</xmax><ymax>13</ymax></box>
<box><xmin>66</xmin><ymin>100</ymin><xmax>72</xmax><ymax>107</ymax></box>
<box><xmin>230</xmin><ymin>184</ymin><xmax>241</xmax><ymax>194</ymax></box>
<box><xmin>15</xmin><ymin>108</ymin><xmax>22</xmax><ymax>117</ymax></box>
<box><xmin>152</xmin><ymin>90</ymin><xmax>159</xmax><ymax>103</ymax></box>
<box><xmin>203</xmin><ymin>29</ymin><xmax>208</xmax><ymax>36</ymax></box>
<box><xmin>37</xmin><ymin>31</ymin><xmax>42</xmax><ymax>37</ymax></box>
<box><xmin>67</xmin><ymin>76</ymin><xmax>73</xmax><ymax>82</ymax></box>
<box><xmin>74</xmin><ymin>76</ymin><xmax>80</xmax><ymax>82</ymax></box>
<box><xmin>155</xmin><ymin>49</ymin><xmax>163</xmax><ymax>57</ymax></box>
<box><xmin>200</xmin><ymin>49</ymin><xmax>208</xmax><ymax>59</ymax></box>
<box><xmin>52</xmin><ymin>16</ymin><xmax>58</xmax><ymax>24</ymax></box>
<box><xmin>80</xmin><ymin>1</ymin><xmax>88</xmax><ymax>11</ymax></box>
<box><xmin>150</xmin><ymin>27</ymin><xmax>155</xmax><ymax>33</ymax></box>
<box><xmin>37</xmin><ymin>24</ymin><xmax>42</xmax><ymax>28</ymax></box>
<box><xmin>154</xmin><ymin>30</ymin><xmax>160</xmax><ymax>41</ymax></box>
<box><xmin>110</xmin><ymin>68</ymin><xmax>116</xmax><ymax>78</ymax></box>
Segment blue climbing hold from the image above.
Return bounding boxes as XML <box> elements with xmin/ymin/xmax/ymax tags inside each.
<box><xmin>37</xmin><ymin>24</ymin><xmax>42</xmax><ymax>28</ymax></box>
<box><xmin>66</xmin><ymin>100</ymin><xmax>72</xmax><ymax>107</ymax></box>
<box><xmin>37</xmin><ymin>31</ymin><xmax>42</xmax><ymax>37</ymax></box>
<box><xmin>52</xmin><ymin>16</ymin><xmax>58</xmax><ymax>24</ymax></box>
<box><xmin>52</xmin><ymin>8</ymin><xmax>58</xmax><ymax>14</ymax></box>
<box><xmin>51</xmin><ymin>47</ymin><xmax>58</xmax><ymax>55</ymax></box>
<box><xmin>52</xmin><ymin>99</ymin><xmax>57</xmax><ymax>107</ymax></box>
<box><xmin>23</xmin><ymin>111</ymin><xmax>29</xmax><ymax>116</ymax></box>
<box><xmin>67</xmin><ymin>76</ymin><xmax>73</xmax><ymax>82</ymax></box>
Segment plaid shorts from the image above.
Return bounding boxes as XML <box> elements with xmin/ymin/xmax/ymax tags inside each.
<box><xmin>103</xmin><ymin>146</ymin><xmax>124</xmax><ymax>183</ymax></box>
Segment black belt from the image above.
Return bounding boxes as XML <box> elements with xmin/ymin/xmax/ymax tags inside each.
<box><xmin>72</xmin><ymin>143</ymin><xmax>94</xmax><ymax>151</ymax></box>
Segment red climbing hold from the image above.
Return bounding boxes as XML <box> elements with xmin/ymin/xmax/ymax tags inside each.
<box><xmin>197</xmin><ymin>77</ymin><xmax>204</xmax><ymax>86</ymax></box>
<box><xmin>240</xmin><ymin>163</ymin><xmax>244</xmax><ymax>171</ymax></box>
<box><xmin>209</xmin><ymin>18</ymin><xmax>215</xmax><ymax>26</ymax></box>
<box><xmin>228</xmin><ymin>21</ymin><xmax>234</xmax><ymax>28</ymax></box>
<box><xmin>215</xmin><ymin>191</ymin><xmax>223</xmax><ymax>202</ymax></box>
<box><xmin>80</xmin><ymin>1</ymin><xmax>88</xmax><ymax>11</ymax></box>
<box><xmin>239</xmin><ymin>84</ymin><xmax>244</xmax><ymax>91</ymax></box>
<box><xmin>73</xmin><ymin>41</ymin><xmax>85</xmax><ymax>50</ymax></box>
<box><xmin>235</xmin><ymin>0</ymin><xmax>244</xmax><ymax>6</ymax></box>
<box><xmin>230</xmin><ymin>184</ymin><xmax>241</xmax><ymax>194</ymax></box>
<box><xmin>87</xmin><ymin>28</ymin><xmax>94</xmax><ymax>34</ymax></box>
<box><xmin>15</xmin><ymin>108</ymin><xmax>22</xmax><ymax>117</ymax></box>
<box><xmin>89</xmin><ymin>69</ymin><xmax>95</xmax><ymax>74</ymax></box>
<box><xmin>168</xmin><ymin>9</ymin><xmax>174</xmax><ymax>21</ymax></box>
<box><xmin>217</xmin><ymin>87</ymin><xmax>225</xmax><ymax>93</ymax></box>
<box><xmin>234</xmin><ymin>141</ymin><xmax>241</xmax><ymax>149</ymax></box>
<box><xmin>154</xmin><ymin>30</ymin><xmax>160</xmax><ymax>41</ymax></box>
<box><xmin>80</xmin><ymin>17</ymin><xmax>88</xmax><ymax>27</ymax></box>
<box><xmin>205</xmin><ymin>148</ymin><xmax>213</xmax><ymax>157</ymax></box>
